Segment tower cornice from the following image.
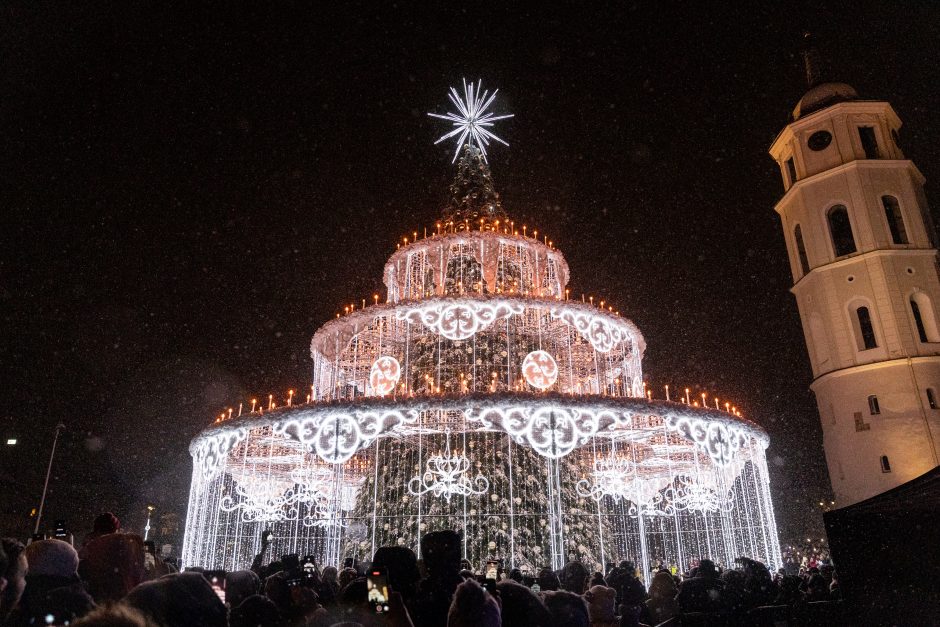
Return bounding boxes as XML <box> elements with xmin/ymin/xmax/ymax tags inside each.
<box><xmin>809</xmin><ymin>355</ymin><xmax>940</xmax><ymax>388</ymax></box>
<box><xmin>790</xmin><ymin>248</ymin><xmax>939</xmax><ymax>294</ymax></box>
<box><xmin>769</xmin><ymin>100</ymin><xmax>903</xmax><ymax>160</ymax></box>
<box><xmin>773</xmin><ymin>159</ymin><xmax>926</xmax><ymax>217</ymax></box>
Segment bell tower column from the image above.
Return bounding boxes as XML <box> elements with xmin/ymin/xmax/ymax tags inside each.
<box><xmin>769</xmin><ymin>70</ymin><xmax>940</xmax><ymax>506</ymax></box>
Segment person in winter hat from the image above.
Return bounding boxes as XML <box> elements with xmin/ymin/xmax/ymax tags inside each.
<box><xmin>10</xmin><ymin>540</ymin><xmax>95</xmax><ymax>626</ymax></box>
<box><xmin>583</xmin><ymin>584</ymin><xmax>619</xmax><ymax>627</ymax></box>
<box><xmin>447</xmin><ymin>578</ymin><xmax>500</xmax><ymax>627</ymax></box>
<box><xmin>495</xmin><ymin>580</ymin><xmax>552</xmax><ymax>627</ymax></box>
<box><xmin>79</xmin><ymin>532</ymin><xmax>147</xmax><ymax>602</ymax></box>
<box><xmin>642</xmin><ymin>570</ymin><xmax>679</xmax><ymax>625</ymax></box>
<box><xmin>123</xmin><ymin>571</ymin><xmax>226</xmax><ymax>627</ymax></box>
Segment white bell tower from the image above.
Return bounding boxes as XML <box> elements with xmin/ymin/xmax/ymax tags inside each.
<box><xmin>769</xmin><ymin>52</ymin><xmax>940</xmax><ymax>506</ymax></box>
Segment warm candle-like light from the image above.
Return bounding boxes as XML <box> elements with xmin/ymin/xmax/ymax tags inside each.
<box><xmin>374</xmin><ymin>294</ymin><xmax>379</xmax><ymax>305</ymax></box>
<box><xmin>268</xmin><ymin>394</ymin><xmax>273</xmax><ymax>410</ymax></box>
<box><xmin>646</xmin><ymin>390</ymin><xmax>652</xmax><ymax>400</ymax></box>
<box><xmin>725</xmin><ymin>402</ymin><xmax>731</xmax><ymax>412</ymax></box>
<box><xmin>288</xmin><ymin>389</ymin><xmax>294</xmax><ymax>406</ymax></box>
<box><xmin>685</xmin><ymin>388</ymin><xmax>690</xmax><ymax>404</ymax></box>
<box><xmin>715</xmin><ymin>398</ymin><xmax>720</xmax><ymax>410</ymax></box>
<box><xmin>251</xmin><ymin>398</ymin><xmax>257</xmax><ymax>413</ymax></box>
<box><xmin>665</xmin><ymin>385</ymin><xmax>670</xmax><ymax>401</ymax></box>
<box><xmin>701</xmin><ymin>392</ymin><xmax>707</xmax><ymax>407</ymax></box>
<box><xmin>227</xmin><ymin>407</ymin><xmax>233</xmax><ymax>419</ymax></box>
<box><xmin>238</xmin><ymin>402</ymin><xmax>243</xmax><ymax>417</ymax></box>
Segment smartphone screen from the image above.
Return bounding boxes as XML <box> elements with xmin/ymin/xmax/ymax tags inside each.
<box><xmin>485</xmin><ymin>562</ymin><xmax>498</xmax><ymax>581</ymax></box>
<box><xmin>367</xmin><ymin>568</ymin><xmax>389</xmax><ymax>613</ymax></box>
<box><xmin>204</xmin><ymin>570</ymin><xmax>226</xmax><ymax>604</ymax></box>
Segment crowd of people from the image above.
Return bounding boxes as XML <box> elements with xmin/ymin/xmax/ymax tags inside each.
<box><xmin>0</xmin><ymin>513</ymin><xmax>842</xmax><ymax>626</ymax></box>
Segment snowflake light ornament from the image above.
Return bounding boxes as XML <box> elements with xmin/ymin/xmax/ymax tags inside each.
<box><xmin>428</xmin><ymin>78</ymin><xmax>514</xmax><ymax>162</ymax></box>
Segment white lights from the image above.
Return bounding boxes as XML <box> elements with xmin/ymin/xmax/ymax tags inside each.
<box><xmin>397</xmin><ymin>299</ymin><xmax>523</xmax><ymax>341</ymax></box>
<box><xmin>428</xmin><ymin>78</ymin><xmax>514</xmax><ymax>162</ymax></box>
<box><xmin>5</xmin><ymin>438</ymin><xmax>16</xmax><ymax>445</ymax></box>
<box><xmin>273</xmin><ymin>408</ymin><xmax>419</xmax><ymax>465</ymax></box>
<box><xmin>191</xmin><ymin>428</ymin><xmax>249</xmax><ymax>480</ymax></box>
<box><xmin>407</xmin><ymin>428</ymin><xmax>489</xmax><ymax>502</ymax></box>
<box><xmin>468</xmin><ymin>404</ymin><xmax>602</xmax><ymax>459</ymax></box>
<box><xmin>670</xmin><ymin>474</ymin><xmax>734</xmax><ymax>514</ymax></box>
<box><xmin>522</xmin><ymin>350</ymin><xmax>558</xmax><ymax>390</ymax></box>
<box><xmin>550</xmin><ymin>305</ymin><xmax>632</xmax><ymax>354</ymax></box>
<box><xmin>219</xmin><ymin>476</ymin><xmax>298</xmax><ymax>523</ymax></box>
<box><xmin>369</xmin><ymin>356</ymin><xmax>401</xmax><ymax>396</ymax></box>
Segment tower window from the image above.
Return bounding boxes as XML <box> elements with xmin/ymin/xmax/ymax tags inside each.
<box><xmin>912</xmin><ymin>299</ymin><xmax>928</xmax><ymax>342</ymax></box>
<box><xmin>859</xmin><ymin>126</ymin><xmax>880</xmax><ymax>159</ymax></box>
<box><xmin>855</xmin><ymin>306</ymin><xmax>878</xmax><ymax>350</ymax></box>
<box><xmin>808</xmin><ymin>130</ymin><xmax>832</xmax><ymax>151</ymax></box>
<box><xmin>828</xmin><ymin>205</ymin><xmax>857</xmax><ymax>257</ymax></box>
<box><xmin>868</xmin><ymin>395</ymin><xmax>880</xmax><ymax>415</ymax></box>
<box><xmin>794</xmin><ymin>225</ymin><xmax>810</xmax><ymax>276</ymax></box>
<box><xmin>910</xmin><ymin>292</ymin><xmax>940</xmax><ymax>342</ymax></box>
<box><xmin>880</xmin><ymin>455</ymin><xmax>891</xmax><ymax>473</ymax></box>
<box><xmin>785</xmin><ymin>158</ymin><xmax>797</xmax><ymax>187</ymax></box>
<box><xmin>927</xmin><ymin>387</ymin><xmax>938</xmax><ymax>409</ymax></box>
<box><xmin>882</xmin><ymin>196</ymin><xmax>908</xmax><ymax>245</ymax></box>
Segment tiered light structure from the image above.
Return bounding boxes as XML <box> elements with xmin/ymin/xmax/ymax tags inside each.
<box><xmin>182</xmin><ymin>82</ymin><xmax>781</xmax><ymax>582</ymax></box>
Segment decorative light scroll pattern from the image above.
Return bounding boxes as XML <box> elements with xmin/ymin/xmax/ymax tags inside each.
<box><xmin>291</xmin><ymin>466</ymin><xmax>350</xmax><ymax>528</ymax></box>
<box><xmin>670</xmin><ymin>474</ymin><xmax>735</xmax><ymax>514</ymax></box>
<box><xmin>428</xmin><ymin>78</ymin><xmax>514</xmax><ymax>162</ymax></box>
<box><xmin>467</xmin><ymin>405</ymin><xmax>620</xmax><ymax>458</ymax></box>
<box><xmin>218</xmin><ymin>465</ymin><xmax>350</xmax><ymax>527</ymax></box>
<box><xmin>397</xmin><ymin>300</ymin><xmax>523</xmax><ymax>340</ymax></box>
<box><xmin>665</xmin><ymin>413</ymin><xmax>748</xmax><ymax>466</ymax></box>
<box><xmin>576</xmin><ymin>454</ymin><xmax>635</xmax><ymax>501</ymax></box>
<box><xmin>369</xmin><ymin>356</ymin><xmax>401</xmax><ymax>397</ymax></box>
<box><xmin>550</xmin><ymin>306</ymin><xmax>632</xmax><ymax>354</ymax></box>
<box><xmin>407</xmin><ymin>429</ymin><xmax>489</xmax><ymax>502</ymax></box>
<box><xmin>575</xmin><ymin>454</ymin><xmax>675</xmax><ymax>516</ymax></box>
<box><xmin>192</xmin><ymin>428</ymin><xmax>249</xmax><ymax>480</ymax></box>
<box><xmin>522</xmin><ymin>350</ymin><xmax>559</xmax><ymax>390</ymax></box>
<box><xmin>219</xmin><ymin>477</ymin><xmax>298</xmax><ymax>523</ymax></box>
<box><xmin>273</xmin><ymin>409</ymin><xmax>420</xmax><ymax>464</ymax></box>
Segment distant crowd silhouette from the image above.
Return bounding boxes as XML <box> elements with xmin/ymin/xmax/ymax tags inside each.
<box><xmin>0</xmin><ymin>512</ymin><xmax>844</xmax><ymax>626</ymax></box>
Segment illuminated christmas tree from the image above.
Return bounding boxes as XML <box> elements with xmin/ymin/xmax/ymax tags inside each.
<box><xmin>182</xmin><ymin>79</ymin><xmax>782</xmax><ymax>581</ymax></box>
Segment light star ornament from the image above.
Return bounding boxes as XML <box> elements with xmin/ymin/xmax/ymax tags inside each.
<box><xmin>428</xmin><ymin>78</ymin><xmax>514</xmax><ymax>162</ymax></box>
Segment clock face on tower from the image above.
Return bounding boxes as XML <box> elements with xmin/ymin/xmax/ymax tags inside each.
<box><xmin>807</xmin><ymin>130</ymin><xmax>832</xmax><ymax>151</ymax></box>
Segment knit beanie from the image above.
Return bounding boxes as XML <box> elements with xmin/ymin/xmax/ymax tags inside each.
<box><xmin>584</xmin><ymin>585</ymin><xmax>618</xmax><ymax>623</ymax></box>
<box><xmin>23</xmin><ymin>539</ymin><xmax>79</xmax><ymax>577</ymax></box>
<box><xmin>447</xmin><ymin>578</ymin><xmax>500</xmax><ymax>627</ymax></box>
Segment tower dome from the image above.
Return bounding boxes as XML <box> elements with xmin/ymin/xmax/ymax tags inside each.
<box><xmin>792</xmin><ymin>81</ymin><xmax>859</xmax><ymax>120</ymax></box>
<box><xmin>792</xmin><ymin>32</ymin><xmax>859</xmax><ymax>120</ymax></box>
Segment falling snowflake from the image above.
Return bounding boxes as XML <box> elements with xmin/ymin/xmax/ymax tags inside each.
<box><xmin>428</xmin><ymin>78</ymin><xmax>514</xmax><ymax>162</ymax></box>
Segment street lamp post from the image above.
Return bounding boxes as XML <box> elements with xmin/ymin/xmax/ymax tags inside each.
<box><xmin>34</xmin><ymin>423</ymin><xmax>66</xmax><ymax>536</ymax></box>
<box><xmin>144</xmin><ymin>505</ymin><xmax>155</xmax><ymax>541</ymax></box>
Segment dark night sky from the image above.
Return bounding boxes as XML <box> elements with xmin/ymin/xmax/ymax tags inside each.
<box><xmin>2</xmin><ymin>2</ymin><xmax>939</xmax><ymax>545</ymax></box>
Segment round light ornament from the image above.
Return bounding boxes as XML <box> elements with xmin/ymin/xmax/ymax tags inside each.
<box><xmin>369</xmin><ymin>356</ymin><xmax>401</xmax><ymax>396</ymax></box>
<box><xmin>522</xmin><ymin>350</ymin><xmax>559</xmax><ymax>390</ymax></box>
